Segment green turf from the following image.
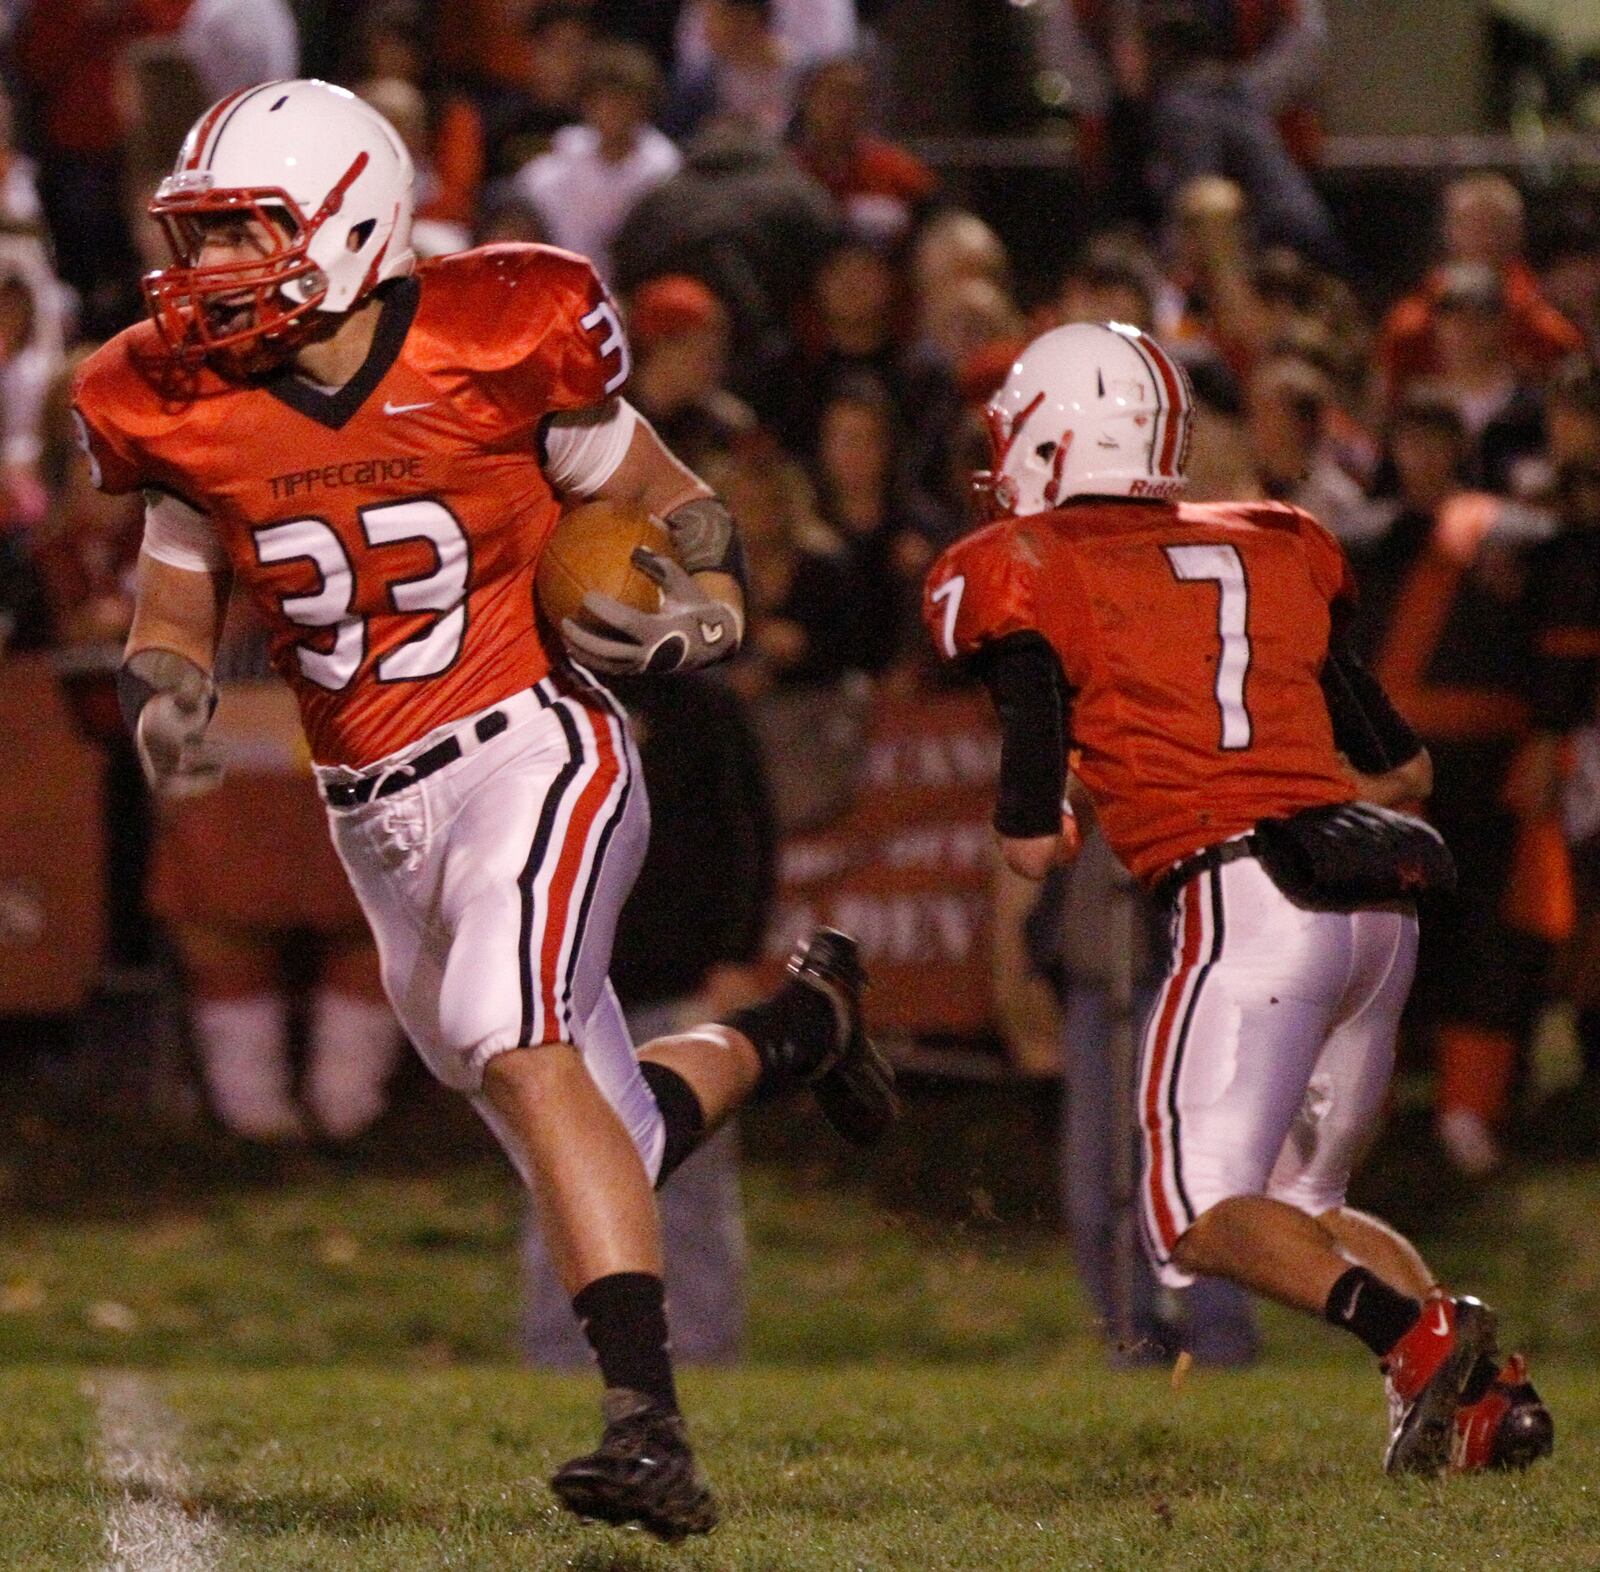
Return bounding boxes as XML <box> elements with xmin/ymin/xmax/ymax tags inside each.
<box><xmin>1</xmin><ymin>1089</ymin><xmax>1597</xmax><ymax>1567</ymax></box>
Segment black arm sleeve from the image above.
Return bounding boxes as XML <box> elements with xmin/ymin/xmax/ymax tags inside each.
<box><xmin>975</xmin><ymin>631</ymin><xmax>1070</xmax><ymax>838</ymax></box>
<box><xmin>1320</xmin><ymin>606</ymin><xmax>1421</xmax><ymax>773</ymax></box>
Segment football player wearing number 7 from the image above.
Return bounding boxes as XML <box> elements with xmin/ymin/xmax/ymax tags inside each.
<box><xmin>72</xmin><ymin>80</ymin><xmax>896</xmax><ymax>1541</ymax></box>
<box><xmin>923</xmin><ymin>322</ymin><xmax>1551</xmax><ymax>1476</ymax></box>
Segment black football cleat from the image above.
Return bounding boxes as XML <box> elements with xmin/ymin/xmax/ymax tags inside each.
<box><xmin>551</xmin><ymin>1389</ymin><xmax>718</xmax><ymax>1543</ymax></box>
<box><xmin>1383</xmin><ymin>1294</ymin><xmax>1500</xmax><ymax>1476</ymax></box>
<box><xmin>787</xmin><ymin>928</ymin><xmax>900</xmax><ymax>1146</ymax></box>
<box><xmin>1451</xmin><ymin>1354</ymin><xmax>1555</xmax><ymax>1472</ymax></box>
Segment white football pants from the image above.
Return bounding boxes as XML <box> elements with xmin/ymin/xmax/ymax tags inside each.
<box><xmin>315</xmin><ymin>679</ymin><xmax>664</xmax><ymax>1184</ymax></box>
<box><xmin>1138</xmin><ymin>853</ymin><xmax>1418</xmax><ymax>1288</ymax></box>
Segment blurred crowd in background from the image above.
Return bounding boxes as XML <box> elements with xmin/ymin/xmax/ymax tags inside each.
<box><xmin>1</xmin><ymin>0</ymin><xmax>1600</xmax><ymax>1355</ymax></box>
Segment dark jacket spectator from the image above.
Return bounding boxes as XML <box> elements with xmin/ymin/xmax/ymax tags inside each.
<box><xmin>606</xmin><ymin>674</ymin><xmax>776</xmax><ymax>1010</ymax></box>
<box><xmin>610</xmin><ymin>125</ymin><xmax>845</xmax><ymax>420</ymax></box>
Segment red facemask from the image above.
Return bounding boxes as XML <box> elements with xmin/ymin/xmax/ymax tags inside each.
<box><xmin>142</xmin><ymin>155</ymin><xmax>369</xmax><ymax>375</ymax></box>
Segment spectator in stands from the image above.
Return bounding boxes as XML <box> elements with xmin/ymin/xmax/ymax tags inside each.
<box><xmin>0</xmin><ymin>257</ymin><xmax>67</xmax><ymax>531</ymax></box>
<box><xmin>625</xmin><ymin>275</ymin><xmax>758</xmax><ymax>471</ymax></box>
<box><xmin>1245</xmin><ymin>354</ymin><xmax>1366</xmax><ymax>540</ymax></box>
<box><xmin>473</xmin><ymin>192</ymin><xmax>547</xmax><ymax>247</ymax></box>
<box><xmin>1348</xmin><ymin>395</ymin><xmax>1552</xmax><ymax>1176</ymax></box>
<box><xmin>1509</xmin><ymin>364</ymin><xmax>1600</xmax><ymax>1150</ymax></box>
<box><xmin>1541</xmin><ymin>204</ymin><xmax>1600</xmax><ymax>361</ymax></box>
<box><xmin>611</xmin><ymin>123</ymin><xmax>844</xmax><ymax>422</ymax></box>
<box><xmin>1425</xmin><ymin>262</ymin><xmax>1548</xmax><ymax>498</ymax></box>
<box><xmin>14</xmin><ymin>0</ymin><xmax>189</xmax><ymax>335</ymax></box>
<box><xmin>524</xmin><ymin>672</ymin><xmax>776</xmax><ymax>1367</ymax></box>
<box><xmin>172</xmin><ymin>0</ymin><xmax>299</xmax><ymax>100</ymax></box>
<box><xmin>0</xmin><ymin>87</ymin><xmax>46</xmax><ymax>236</ymax></box>
<box><xmin>442</xmin><ymin>0</ymin><xmax>594</xmax><ymax>178</ymax></box>
<box><xmin>1160</xmin><ymin>176</ymin><xmax>1275</xmax><ymax>374</ymax></box>
<box><xmin>515</xmin><ymin>43</ymin><xmax>681</xmax><ymax>285</ymax></box>
<box><xmin>1380</xmin><ymin>172</ymin><xmax>1584</xmax><ymax>405</ymax></box>
<box><xmin>34</xmin><ymin>351</ymin><xmax>148</xmax><ymax>972</ymax></box>
<box><xmin>785</xmin><ymin>238</ymin><xmax>905</xmax><ymax>442</ymax></box>
<box><xmin>712</xmin><ymin>442</ymin><xmax>864</xmax><ymax>696</ymax></box>
<box><xmin>665</xmin><ymin>0</ymin><xmax>801</xmax><ymax>142</ymax></box>
<box><xmin>708</xmin><ymin>442</ymin><xmax>870</xmax><ymax>827</ymax></box>
<box><xmin>1039</xmin><ymin>0</ymin><xmax>1337</xmax><ymax>263</ymax></box>
<box><xmin>1056</xmin><ymin>234</ymin><xmax>1160</xmax><ymax>333</ymax></box>
<box><xmin>673</xmin><ymin>0</ymin><xmax>858</xmax><ymax>75</ymax></box>
<box><xmin>910</xmin><ymin>209</ymin><xmax>1011</xmax><ymax>325</ymax></box>
<box><xmin>355</xmin><ymin>2</ymin><xmax>487</xmax><ymax>238</ymax></box>
<box><xmin>790</xmin><ymin>57</ymin><xmax>937</xmax><ymax>246</ymax></box>
<box><xmin>813</xmin><ymin>373</ymin><xmax>929</xmax><ymax>674</ymax></box>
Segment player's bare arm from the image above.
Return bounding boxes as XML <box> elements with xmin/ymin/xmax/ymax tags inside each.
<box><xmin>1343</xmin><ymin>745</ymin><xmax>1433</xmax><ymax>808</ymax></box>
<box><xmin>562</xmin><ymin>413</ymin><xmax>747</xmax><ymax>676</ymax></box>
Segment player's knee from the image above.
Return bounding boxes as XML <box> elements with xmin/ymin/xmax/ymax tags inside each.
<box><xmin>478</xmin><ymin>1039</ymin><xmax>581</xmax><ymax>1105</ymax></box>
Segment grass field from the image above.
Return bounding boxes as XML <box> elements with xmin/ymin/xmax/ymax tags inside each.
<box><xmin>1</xmin><ymin>1079</ymin><xmax>1598</xmax><ymax>1569</ymax></box>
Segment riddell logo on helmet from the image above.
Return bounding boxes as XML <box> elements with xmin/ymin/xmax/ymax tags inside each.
<box><xmin>1130</xmin><ymin>478</ymin><xmax>1184</xmax><ymax>499</ymax></box>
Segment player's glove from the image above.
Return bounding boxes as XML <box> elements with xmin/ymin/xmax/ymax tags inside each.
<box><xmin>561</xmin><ymin>548</ymin><xmax>744</xmax><ymax>676</ymax></box>
<box><xmin>117</xmin><ymin>648</ymin><xmax>224</xmax><ymax>798</ymax></box>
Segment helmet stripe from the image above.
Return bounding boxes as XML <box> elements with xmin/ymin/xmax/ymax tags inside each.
<box><xmin>1142</xmin><ymin>337</ymin><xmax>1188</xmax><ymax>478</ymax></box>
<box><xmin>183</xmin><ymin>88</ymin><xmax>251</xmax><ymax>171</ymax></box>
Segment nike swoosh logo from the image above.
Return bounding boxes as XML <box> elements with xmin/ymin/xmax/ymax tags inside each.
<box><xmin>699</xmin><ymin>621</ymin><xmax>725</xmax><ymax>644</ymax></box>
<box><xmin>383</xmin><ymin>399</ymin><xmax>435</xmax><ymax>416</ymax></box>
<box><xmin>1431</xmin><ymin>1303</ymin><xmax>1451</xmax><ymax>1337</ymax></box>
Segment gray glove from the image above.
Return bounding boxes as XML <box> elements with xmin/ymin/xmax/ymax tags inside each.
<box><xmin>121</xmin><ymin>649</ymin><xmax>224</xmax><ymax>798</ymax></box>
<box><xmin>561</xmin><ymin>548</ymin><xmax>744</xmax><ymax>676</ymax></box>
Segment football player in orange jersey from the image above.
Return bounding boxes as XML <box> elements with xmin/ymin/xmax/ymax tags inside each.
<box><xmin>924</xmin><ymin>322</ymin><xmax>1551</xmax><ymax>1476</ymax></box>
<box><xmin>72</xmin><ymin>79</ymin><xmax>896</xmax><ymax>1540</ymax></box>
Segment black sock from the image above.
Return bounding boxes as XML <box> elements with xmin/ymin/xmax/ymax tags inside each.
<box><xmin>639</xmin><ymin>1061</ymin><xmax>706</xmax><ymax>1185</ymax></box>
<box><xmin>572</xmin><ymin>1271</ymin><xmax>677</xmax><ymax>1412</ymax></box>
<box><xmin>1324</xmin><ymin>1266</ymin><xmax>1422</xmax><ymax>1357</ymax></box>
<box><xmin>724</xmin><ymin>980</ymin><xmax>837</xmax><ymax>1100</ymax></box>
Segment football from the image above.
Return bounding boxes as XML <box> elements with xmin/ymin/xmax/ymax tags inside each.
<box><xmin>535</xmin><ymin>500</ymin><xmax>676</xmax><ymax>634</ymax></box>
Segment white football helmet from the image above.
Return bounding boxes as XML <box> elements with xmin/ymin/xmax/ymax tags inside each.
<box><xmin>975</xmin><ymin>322</ymin><xmax>1194</xmax><ymax>517</ymax></box>
<box><xmin>144</xmin><ymin>79</ymin><xmax>416</xmax><ymax>368</ymax></box>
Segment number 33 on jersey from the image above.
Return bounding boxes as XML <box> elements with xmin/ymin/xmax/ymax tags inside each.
<box><xmin>922</xmin><ymin>499</ymin><xmax>1359</xmax><ymax>882</ymax></box>
<box><xmin>71</xmin><ymin>244</ymin><xmax>629</xmax><ymax>768</ymax></box>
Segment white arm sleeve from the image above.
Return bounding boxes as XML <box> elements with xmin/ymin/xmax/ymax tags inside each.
<box><xmin>541</xmin><ymin>397</ymin><xmax>640</xmax><ymax>498</ymax></box>
<box><xmin>141</xmin><ymin>489</ymin><xmax>228</xmax><ymax>574</ymax></box>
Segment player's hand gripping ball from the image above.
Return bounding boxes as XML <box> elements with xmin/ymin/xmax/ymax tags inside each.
<box><xmin>536</xmin><ymin>500</ymin><xmax>676</xmax><ymax>635</ymax></box>
<box><xmin>540</xmin><ymin>499</ymin><xmax>742</xmax><ymax>675</ymax></box>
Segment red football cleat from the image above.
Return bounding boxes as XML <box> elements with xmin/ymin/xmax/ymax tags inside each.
<box><xmin>1450</xmin><ymin>1354</ymin><xmax>1555</xmax><ymax>1472</ymax></box>
<box><xmin>1382</xmin><ymin>1293</ymin><xmax>1500</xmax><ymax>1475</ymax></box>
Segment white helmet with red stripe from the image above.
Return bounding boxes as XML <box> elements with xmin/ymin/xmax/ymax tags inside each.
<box><xmin>144</xmin><ymin>79</ymin><xmax>415</xmax><ymax>369</ymax></box>
<box><xmin>975</xmin><ymin>322</ymin><xmax>1193</xmax><ymax>517</ymax></box>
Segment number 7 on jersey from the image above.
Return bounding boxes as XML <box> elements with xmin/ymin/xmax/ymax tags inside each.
<box><xmin>1165</xmin><ymin>543</ymin><xmax>1253</xmax><ymax>750</ymax></box>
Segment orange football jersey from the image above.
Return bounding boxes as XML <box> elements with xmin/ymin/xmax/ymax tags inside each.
<box><xmin>924</xmin><ymin>499</ymin><xmax>1359</xmax><ymax>883</ymax></box>
<box><xmin>72</xmin><ymin>244</ymin><xmax>630</xmax><ymax>767</ymax></box>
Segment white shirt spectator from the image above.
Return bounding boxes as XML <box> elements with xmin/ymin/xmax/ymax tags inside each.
<box><xmin>179</xmin><ymin>0</ymin><xmax>299</xmax><ymax>100</ymax></box>
<box><xmin>676</xmin><ymin>0</ymin><xmax>857</xmax><ymax>70</ymax></box>
<box><xmin>515</xmin><ymin>125</ymin><xmax>682</xmax><ymax>285</ymax></box>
